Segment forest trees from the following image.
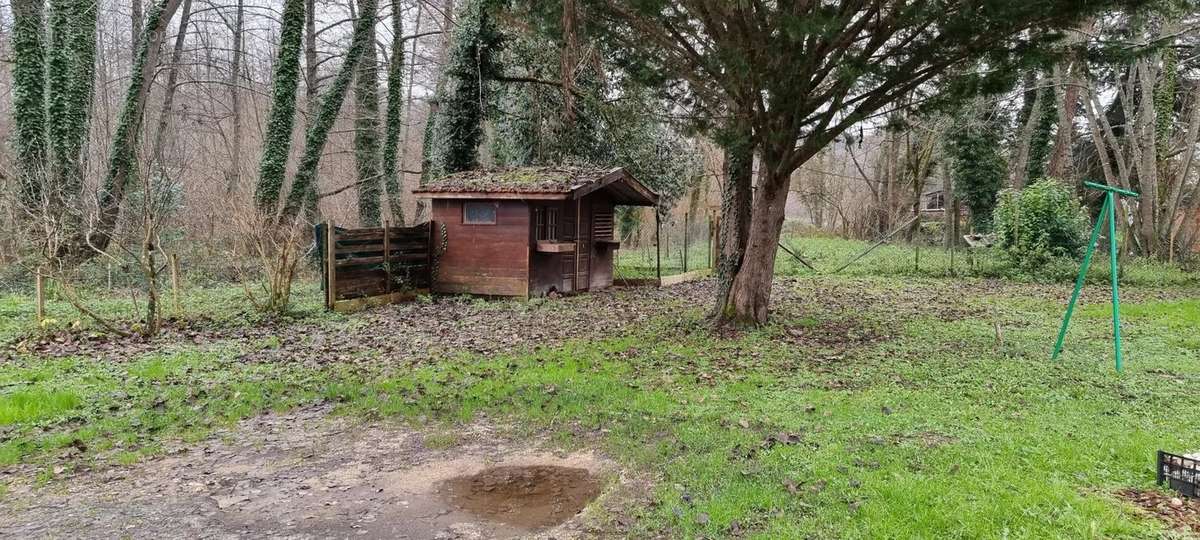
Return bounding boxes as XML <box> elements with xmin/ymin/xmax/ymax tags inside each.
<box><xmin>10</xmin><ymin>0</ymin><xmax>181</xmax><ymax>262</ymax></box>
<box><xmin>1082</xmin><ymin>7</ymin><xmax>1200</xmax><ymax>259</ymax></box>
<box><xmin>588</xmin><ymin>0</ymin><xmax>1130</xmax><ymax>325</ymax></box>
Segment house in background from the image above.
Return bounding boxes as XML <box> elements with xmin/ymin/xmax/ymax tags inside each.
<box><xmin>413</xmin><ymin>166</ymin><xmax>659</xmax><ymax>297</ymax></box>
<box><xmin>920</xmin><ymin>178</ymin><xmax>947</xmax><ymax>218</ymax></box>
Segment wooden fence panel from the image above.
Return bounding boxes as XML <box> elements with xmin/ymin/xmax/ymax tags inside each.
<box><xmin>316</xmin><ymin>222</ymin><xmax>433</xmax><ymax>311</ymax></box>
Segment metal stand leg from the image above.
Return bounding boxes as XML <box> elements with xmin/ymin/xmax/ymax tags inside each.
<box><xmin>1107</xmin><ymin>192</ymin><xmax>1124</xmax><ymax>372</ymax></box>
<box><xmin>1051</xmin><ymin>195</ymin><xmax>1110</xmax><ymax>361</ymax></box>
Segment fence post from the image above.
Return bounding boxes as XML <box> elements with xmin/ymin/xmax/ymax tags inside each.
<box><xmin>325</xmin><ymin>222</ymin><xmax>337</xmax><ymax>310</ymax></box>
<box><xmin>35</xmin><ymin>268</ymin><xmax>45</xmax><ymax>324</ymax></box>
<box><xmin>383</xmin><ymin>220</ymin><xmax>392</xmax><ymax>294</ymax></box>
<box><xmin>655</xmin><ymin>210</ymin><xmax>662</xmax><ymax>286</ymax></box>
<box><xmin>705</xmin><ymin>213</ymin><xmax>715</xmax><ymax>267</ymax></box>
<box><xmin>169</xmin><ymin>253</ymin><xmax>181</xmax><ymax>313</ymax></box>
<box><xmin>427</xmin><ymin>221</ymin><xmax>435</xmax><ymax>290</ymax></box>
<box><xmin>683</xmin><ymin>212</ymin><xmax>689</xmax><ymax>273</ymax></box>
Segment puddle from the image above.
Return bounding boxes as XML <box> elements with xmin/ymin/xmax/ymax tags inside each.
<box><xmin>440</xmin><ymin>465</ymin><xmax>602</xmax><ymax>529</ymax></box>
<box><xmin>0</xmin><ymin>409</ymin><xmax>625</xmax><ymax>539</ymax></box>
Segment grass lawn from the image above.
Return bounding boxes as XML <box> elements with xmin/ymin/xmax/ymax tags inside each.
<box><xmin>1</xmin><ymin>239</ymin><xmax>1199</xmax><ymax>538</ymax></box>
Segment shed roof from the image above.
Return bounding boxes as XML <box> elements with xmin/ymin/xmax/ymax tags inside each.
<box><xmin>414</xmin><ymin>166</ymin><xmax>658</xmax><ymax>206</ymax></box>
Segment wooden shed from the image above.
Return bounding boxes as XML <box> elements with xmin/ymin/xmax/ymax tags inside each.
<box><xmin>413</xmin><ymin>166</ymin><xmax>658</xmax><ymax>297</ymax></box>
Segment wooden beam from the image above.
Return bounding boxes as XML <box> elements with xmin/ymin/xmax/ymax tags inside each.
<box><xmin>332</xmin><ymin>290</ymin><xmax>428</xmax><ymax>313</ymax></box>
<box><xmin>325</xmin><ymin>222</ymin><xmax>336</xmax><ymax>309</ymax></box>
<box><xmin>574</xmin><ymin>198</ymin><xmax>581</xmax><ymax>292</ymax></box>
<box><xmin>383</xmin><ymin>220</ymin><xmax>392</xmax><ymax>294</ymax></box>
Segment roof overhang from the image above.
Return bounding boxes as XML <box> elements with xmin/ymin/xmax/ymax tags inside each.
<box><xmin>412</xmin><ymin>167</ymin><xmax>659</xmax><ymax>206</ymax></box>
<box><xmin>569</xmin><ymin>168</ymin><xmax>659</xmax><ymax>206</ymax></box>
<box><xmin>411</xmin><ymin>191</ymin><xmax>569</xmax><ymax>200</ymax></box>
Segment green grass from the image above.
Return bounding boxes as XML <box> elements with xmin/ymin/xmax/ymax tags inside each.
<box><xmin>1</xmin><ymin>236</ymin><xmax>1198</xmax><ymax>537</ymax></box>
<box><xmin>774</xmin><ymin>235</ymin><xmax>1198</xmax><ymax>287</ymax></box>
<box><xmin>0</xmin><ymin>389</ymin><xmax>82</xmax><ymax>425</ymax></box>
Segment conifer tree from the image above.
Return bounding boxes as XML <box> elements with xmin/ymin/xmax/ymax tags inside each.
<box><xmin>948</xmin><ymin>102</ymin><xmax>1007</xmax><ymax>231</ymax></box>
<box><xmin>422</xmin><ymin>0</ymin><xmax>502</xmax><ymax>180</ymax></box>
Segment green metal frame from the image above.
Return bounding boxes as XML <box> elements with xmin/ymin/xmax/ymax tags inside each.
<box><xmin>1051</xmin><ymin>181</ymin><xmax>1139</xmax><ymax>371</ymax></box>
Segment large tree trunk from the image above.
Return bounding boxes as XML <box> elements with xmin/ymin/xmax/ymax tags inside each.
<box><xmin>1009</xmin><ymin>73</ymin><xmax>1043</xmax><ymax>189</ymax></box>
<box><xmin>353</xmin><ymin>7</ymin><xmax>383</xmax><ymax>227</ymax></box>
<box><xmin>719</xmin><ymin>167</ymin><xmax>790</xmax><ymax>325</ymax></box>
<box><xmin>1046</xmin><ymin>61</ymin><xmax>1078</xmax><ymax>182</ymax></box>
<box><xmin>11</xmin><ymin>0</ymin><xmax>48</xmax><ymax>207</ymax></box>
<box><xmin>710</xmin><ymin>121</ymin><xmax>753</xmax><ymax>320</ymax></box>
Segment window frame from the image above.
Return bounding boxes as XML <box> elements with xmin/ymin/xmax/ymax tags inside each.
<box><xmin>534</xmin><ymin>206</ymin><xmax>559</xmax><ymax>240</ymax></box>
<box><xmin>463</xmin><ymin>201</ymin><xmax>499</xmax><ymax>225</ymax></box>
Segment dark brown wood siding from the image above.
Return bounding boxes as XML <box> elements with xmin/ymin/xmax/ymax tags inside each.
<box><xmin>590</xmin><ymin>197</ymin><xmax>616</xmax><ymax>289</ymax></box>
<box><xmin>431</xmin><ymin>199</ymin><xmax>530</xmax><ymax>297</ymax></box>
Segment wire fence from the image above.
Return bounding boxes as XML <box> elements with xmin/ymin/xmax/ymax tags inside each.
<box><xmin>614</xmin><ymin>211</ymin><xmax>715</xmax><ymax>282</ymax></box>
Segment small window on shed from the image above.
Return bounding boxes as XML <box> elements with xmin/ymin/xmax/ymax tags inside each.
<box><xmin>463</xmin><ymin>202</ymin><xmax>498</xmax><ymax>225</ymax></box>
<box><xmin>535</xmin><ymin>207</ymin><xmax>559</xmax><ymax>241</ymax></box>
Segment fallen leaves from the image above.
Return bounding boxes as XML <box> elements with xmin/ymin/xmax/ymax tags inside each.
<box><xmin>1118</xmin><ymin>488</ymin><xmax>1200</xmax><ymax>533</ymax></box>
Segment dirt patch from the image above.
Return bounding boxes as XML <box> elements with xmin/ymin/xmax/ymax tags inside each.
<box><xmin>1118</xmin><ymin>488</ymin><xmax>1200</xmax><ymax>534</ymax></box>
<box><xmin>440</xmin><ymin>465</ymin><xmax>602</xmax><ymax>529</ymax></box>
<box><xmin>0</xmin><ymin>407</ymin><xmax>625</xmax><ymax>539</ymax></box>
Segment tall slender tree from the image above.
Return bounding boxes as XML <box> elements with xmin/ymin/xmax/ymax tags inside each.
<box><xmin>354</xmin><ymin>33</ymin><xmax>384</xmax><ymax>226</ymax></box>
<box><xmin>381</xmin><ymin>0</ymin><xmax>406</xmax><ymax>223</ymax></box>
<box><xmin>11</xmin><ymin>0</ymin><xmax>48</xmax><ymax>207</ymax></box>
<box><xmin>254</xmin><ymin>0</ymin><xmax>306</xmax><ymax>214</ymax></box>
<box><xmin>282</xmin><ymin>0</ymin><xmax>381</xmax><ymax>220</ymax></box>
<box><xmin>88</xmin><ymin>0</ymin><xmax>183</xmax><ymax>257</ymax></box>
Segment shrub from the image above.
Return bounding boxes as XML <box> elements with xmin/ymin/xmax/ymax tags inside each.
<box><xmin>993</xmin><ymin>179</ymin><xmax>1089</xmax><ymax>271</ymax></box>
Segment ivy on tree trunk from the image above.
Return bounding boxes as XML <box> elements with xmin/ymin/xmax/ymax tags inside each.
<box><xmin>354</xmin><ymin>36</ymin><xmax>383</xmax><ymax>227</ymax></box>
<box><xmin>282</xmin><ymin>0</ymin><xmax>380</xmax><ymax>221</ymax></box>
<box><xmin>46</xmin><ymin>0</ymin><xmax>97</xmax><ymax>204</ymax></box>
<box><xmin>711</xmin><ymin>120</ymin><xmax>753</xmax><ymax>321</ymax></box>
<box><xmin>11</xmin><ymin>0</ymin><xmax>48</xmax><ymax>207</ymax></box>
<box><xmin>380</xmin><ymin>0</ymin><xmax>406</xmax><ymax>224</ymax></box>
<box><xmin>254</xmin><ymin>0</ymin><xmax>306</xmax><ymax>215</ymax></box>
<box><xmin>422</xmin><ymin>0</ymin><xmax>501</xmax><ymax>180</ymax></box>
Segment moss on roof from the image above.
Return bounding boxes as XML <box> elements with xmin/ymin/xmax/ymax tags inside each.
<box><xmin>419</xmin><ymin>166</ymin><xmax>618</xmax><ymax>193</ymax></box>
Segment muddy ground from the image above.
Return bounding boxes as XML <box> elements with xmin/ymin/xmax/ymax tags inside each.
<box><xmin>0</xmin><ymin>406</ymin><xmax>643</xmax><ymax>539</ymax></box>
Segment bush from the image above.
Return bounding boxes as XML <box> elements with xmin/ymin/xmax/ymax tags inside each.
<box><xmin>993</xmin><ymin>179</ymin><xmax>1089</xmax><ymax>272</ymax></box>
